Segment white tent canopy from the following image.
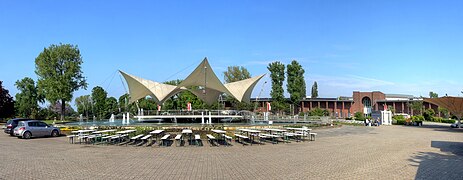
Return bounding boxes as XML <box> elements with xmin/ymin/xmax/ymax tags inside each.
<box><xmin>120</xmin><ymin>58</ymin><xmax>265</xmax><ymax>105</ymax></box>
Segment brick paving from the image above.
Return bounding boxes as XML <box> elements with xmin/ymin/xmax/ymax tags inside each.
<box><xmin>1</xmin><ymin>123</ymin><xmax>463</xmax><ymax>179</ymax></box>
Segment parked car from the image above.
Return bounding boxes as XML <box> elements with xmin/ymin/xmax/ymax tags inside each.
<box><xmin>14</xmin><ymin>120</ymin><xmax>60</xmax><ymax>139</ymax></box>
<box><xmin>450</xmin><ymin>123</ymin><xmax>461</xmax><ymax>128</ymax></box>
<box><xmin>4</xmin><ymin>118</ymin><xmax>30</xmax><ymax>136</ymax></box>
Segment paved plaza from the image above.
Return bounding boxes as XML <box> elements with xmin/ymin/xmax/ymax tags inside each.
<box><xmin>1</xmin><ymin>123</ymin><xmax>463</xmax><ymax>179</ymax></box>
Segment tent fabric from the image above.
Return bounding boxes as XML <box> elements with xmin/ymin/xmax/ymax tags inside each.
<box><xmin>119</xmin><ymin>58</ymin><xmax>265</xmax><ymax>105</ymax></box>
<box><xmin>224</xmin><ymin>74</ymin><xmax>265</xmax><ymax>103</ymax></box>
<box><xmin>424</xmin><ymin>97</ymin><xmax>463</xmax><ymax>119</ymax></box>
<box><xmin>178</xmin><ymin>58</ymin><xmax>234</xmax><ymax>97</ymax></box>
<box><xmin>119</xmin><ymin>70</ymin><xmax>179</xmax><ymax>104</ymax></box>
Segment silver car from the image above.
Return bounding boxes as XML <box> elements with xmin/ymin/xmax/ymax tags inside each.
<box><xmin>14</xmin><ymin>120</ymin><xmax>60</xmax><ymax>139</ymax></box>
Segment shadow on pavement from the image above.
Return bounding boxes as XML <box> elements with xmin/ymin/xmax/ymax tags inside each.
<box><xmin>409</xmin><ymin>141</ymin><xmax>463</xmax><ymax>180</ymax></box>
<box><xmin>402</xmin><ymin>123</ymin><xmax>463</xmax><ymax>134</ymax></box>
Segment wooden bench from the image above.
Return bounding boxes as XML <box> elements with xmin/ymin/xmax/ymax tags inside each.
<box><xmin>206</xmin><ymin>134</ymin><xmax>217</xmax><ymax>146</ymax></box>
<box><xmin>234</xmin><ymin>134</ymin><xmax>249</xmax><ymax>145</ymax></box>
<box><xmin>67</xmin><ymin>135</ymin><xmax>77</xmax><ymax>144</ymax></box>
<box><xmin>174</xmin><ymin>134</ymin><xmax>183</xmax><ymax>146</ymax></box>
<box><xmin>309</xmin><ymin>132</ymin><xmax>317</xmax><ymax>141</ymax></box>
<box><xmin>194</xmin><ymin>134</ymin><xmax>202</xmax><ymax>146</ymax></box>
<box><xmin>222</xmin><ymin>134</ymin><xmax>233</xmax><ymax>146</ymax></box>
<box><xmin>160</xmin><ymin>134</ymin><xmax>171</xmax><ymax>146</ymax></box>
<box><xmin>140</xmin><ymin>134</ymin><xmax>152</xmax><ymax>146</ymax></box>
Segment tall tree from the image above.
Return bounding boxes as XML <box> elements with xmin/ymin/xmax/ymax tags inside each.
<box><xmin>429</xmin><ymin>91</ymin><xmax>438</xmax><ymax>98</ymax></box>
<box><xmin>35</xmin><ymin>44</ymin><xmax>87</xmax><ymax>120</ymax></box>
<box><xmin>267</xmin><ymin>61</ymin><xmax>286</xmax><ymax>111</ymax></box>
<box><xmin>0</xmin><ymin>81</ymin><xmax>15</xmax><ymax>119</ymax></box>
<box><xmin>105</xmin><ymin>97</ymin><xmax>118</xmax><ymax>118</ymax></box>
<box><xmin>223</xmin><ymin>66</ymin><xmax>251</xmax><ymax>83</ymax></box>
<box><xmin>286</xmin><ymin>60</ymin><xmax>306</xmax><ymax>108</ymax></box>
<box><xmin>91</xmin><ymin>86</ymin><xmax>107</xmax><ymax>120</ymax></box>
<box><xmin>311</xmin><ymin>81</ymin><xmax>318</xmax><ymax>98</ymax></box>
<box><xmin>75</xmin><ymin>95</ymin><xmax>92</xmax><ymax>120</ymax></box>
<box><xmin>14</xmin><ymin>77</ymin><xmax>44</xmax><ymax>118</ymax></box>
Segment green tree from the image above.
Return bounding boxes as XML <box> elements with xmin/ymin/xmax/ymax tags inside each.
<box><xmin>410</xmin><ymin>101</ymin><xmax>423</xmax><ymax>116</ymax></box>
<box><xmin>438</xmin><ymin>107</ymin><xmax>449</xmax><ymax>118</ymax></box>
<box><xmin>35</xmin><ymin>44</ymin><xmax>87</xmax><ymax>120</ymax></box>
<box><xmin>267</xmin><ymin>61</ymin><xmax>286</xmax><ymax>112</ymax></box>
<box><xmin>14</xmin><ymin>77</ymin><xmax>44</xmax><ymax>118</ymax></box>
<box><xmin>429</xmin><ymin>91</ymin><xmax>438</xmax><ymax>98</ymax></box>
<box><xmin>286</xmin><ymin>60</ymin><xmax>306</xmax><ymax>112</ymax></box>
<box><xmin>311</xmin><ymin>81</ymin><xmax>318</xmax><ymax>98</ymax></box>
<box><xmin>75</xmin><ymin>95</ymin><xmax>92</xmax><ymax>120</ymax></box>
<box><xmin>0</xmin><ymin>81</ymin><xmax>15</xmax><ymax>119</ymax></box>
<box><xmin>223</xmin><ymin>66</ymin><xmax>251</xmax><ymax>83</ymax></box>
<box><xmin>105</xmin><ymin>97</ymin><xmax>118</xmax><ymax>118</ymax></box>
<box><xmin>91</xmin><ymin>86</ymin><xmax>107</xmax><ymax>120</ymax></box>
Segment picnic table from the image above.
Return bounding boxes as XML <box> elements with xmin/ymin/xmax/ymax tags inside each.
<box><xmin>286</xmin><ymin>128</ymin><xmax>311</xmax><ymax>142</ymax></box>
<box><xmin>182</xmin><ymin>129</ymin><xmax>193</xmax><ymax>145</ymax></box>
<box><xmin>238</xmin><ymin>129</ymin><xmax>261</xmax><ymax>145</ymax></box>
<box><xmin>150</xmin><ymin>130</ymin><xmax>165</xmax><ymax>145</ymax></box>
<box><xmin>211</xmin><ymin>129</ymin><xmax>227</xmax><ymax>146</ymax></box>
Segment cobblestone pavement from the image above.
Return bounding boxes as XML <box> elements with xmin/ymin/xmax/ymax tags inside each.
<box><xmin>1</xmin><ymin>123</ymin><xmax>463</xmax><ymax>180</ymax></box>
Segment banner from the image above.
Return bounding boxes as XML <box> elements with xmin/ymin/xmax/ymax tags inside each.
<box><xmin>187</xmin><ymin>102</ymin><xmax>192</xmax><ymax>111</ymax></box>
<box><xmin>266</xmin><ymin>102</ymin><xmax>271</xmax><ymax>111</ymax></box>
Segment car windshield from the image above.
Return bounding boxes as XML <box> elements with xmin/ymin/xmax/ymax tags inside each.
<box><xmin>17</xmin><ymin>121</ymin><xmax>25</xmax><ymax>127</ymax></box>
<box><xmin>7</xmin><ymin>120</ymin><xmax>13</xmax><ymax>124</ymax></box>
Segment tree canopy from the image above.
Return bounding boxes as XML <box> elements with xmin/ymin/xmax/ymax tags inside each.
<box><xmin>286</xmin><ymin>60</ymin><xmax>306</xmax><ymax>105</ymax></box>
<box><xmin>267</xmin><ymin>61</ymin><xmax>286</xmax><ymax>111</ymax></box>
<box><xmin>429</xmin><ymin>91</ymin><xmax>438</xmax><ymax>98</ymax></box>
<box><xmin>0</xmin><ymin>81</ymin><xmax>15</xmax><ymax>119</ymax></box>
<box><xmin>75</xmin><ymin>95</ymin><xmax>92</xmax><ymax>120</ymax></box>
<box><xmin>223</xmin><ymin>66</ymin><xmax>251</xmax><ymax>83</ymax></box>
<box><xmin>14</xmin><ymin>77</ymin><xmax>44</xmax><ymax>118</ymax></box>
<box><xmin>91</xmin><ymin>86</ymin><xmax>107</xmax><ymax>120</ymax></box>
<box><xmin>311</xmin><ymin>81</ymin><xmax>318</xmax><ymax>98</ymax></box>
<box><xmin>35</xmin><ymin>43</ymin><xmax>87</xmax><ymax>120</ymax></box>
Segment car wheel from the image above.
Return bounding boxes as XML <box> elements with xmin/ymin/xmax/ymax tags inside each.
<box><xmin>23</xmin><ymin>131</ymin><xmax>32</xmax><ymax>139</ymax></box>
<box><xmin>51</xmin><ymin>130</ymin><xmax>59</xmax><ymax>137</ymax></box>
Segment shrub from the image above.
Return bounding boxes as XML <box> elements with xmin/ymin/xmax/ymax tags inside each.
<box><xmin>432</xmin><ymin>116</ymin><xmax>443</xmax><ymax>122</ymax></box>
<box><xmin>423</xmin><ymin>109</ymin><xmax>435</xmax><ymax>121</ymax></box>
<box><xmin>393</xmin><ymin>119</ymin><xmax>406</xmax><ymax>125</ymax></box>
<box><xmin>441</xmin><ymin>119</ymin><xmax>455</xmax><ymax>124</ymax></box>
<box><xmin>393</xmin><ymin>115</ymin><xmax>405</xmax><ymax>121</ymax></box>
<box><xmin>412</xmin><ymin>115</ymin><xmax>425</xmax><ymax>121</ymax></box>
<box><xmin>354</xmin><ymin>112</ymin><xmax>365</xmax><ymax>121</ymax></box>
<box><xmin>308</xmin><ymin>108</ymin><xmax>329</xmax><ymax>116</ymax></box>
<box><xmin>345</xmin><ymin>117</ymin><xmax>353</xmax><ymax>120</ymax></box>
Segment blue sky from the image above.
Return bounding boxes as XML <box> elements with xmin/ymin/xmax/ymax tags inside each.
<box><xmin>1</xmin><ymin>0</ymin><xmax>463</xmax><ymax>107</ymax></box>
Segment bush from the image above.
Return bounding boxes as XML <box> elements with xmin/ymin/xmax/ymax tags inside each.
<box><xmin>412</xmin><ymin>115</ymin><xmax>425</xmax><ymax>121</ymax></box>
<box><xmin>308</xmin><ymin>108</ymin><xmax>329</xmax><ymax>116</ymax></box>
<box><xmin>432</xmin><ymin>116</ymin><xmax>443</xmax><ymax>122</ymax></box>
<box><xmin>354</xmin><ymin>112</ymin><xmax>365</xmax><ymax>121</ymax></box>
<box><xmin>393</xmin><ymin>115</ymin><xmax>405</xmax><ymax>121</ymax></box>
<box><xmin>393</xmin><ymin>119</ymin><xmax>406</xmax><ymax>125</ymax></box>
<box><xmin>345</xmin><ymin>117</ymin><xmax>353</xmax><ymax>120</ymax></box>
<box><xmin>441</xmin><ymin>119</ymin><xmax>455</xmax><ymax>124</ymax></box>
<box><xmin>423</xmin><ymin>109</ymin><xmax>435</xmax><ymax>121</ymax></box>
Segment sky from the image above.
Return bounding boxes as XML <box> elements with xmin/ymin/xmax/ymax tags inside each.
<box><xmin>1</xmin><ymin>0</ymin><xmax>463</xmax><ymax>108</ymax></box>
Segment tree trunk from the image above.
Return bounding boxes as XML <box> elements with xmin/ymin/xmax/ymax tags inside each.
<box><xmin>61</xmin><ymin>99</ymin><xmax>65</xmax><ymax>121</ymax></box>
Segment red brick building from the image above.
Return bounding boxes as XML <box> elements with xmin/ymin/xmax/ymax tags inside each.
<box><xmin>251</xmin><ymin>91</ymin><xmax>438</xmax><ymax>118</ymax></box>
